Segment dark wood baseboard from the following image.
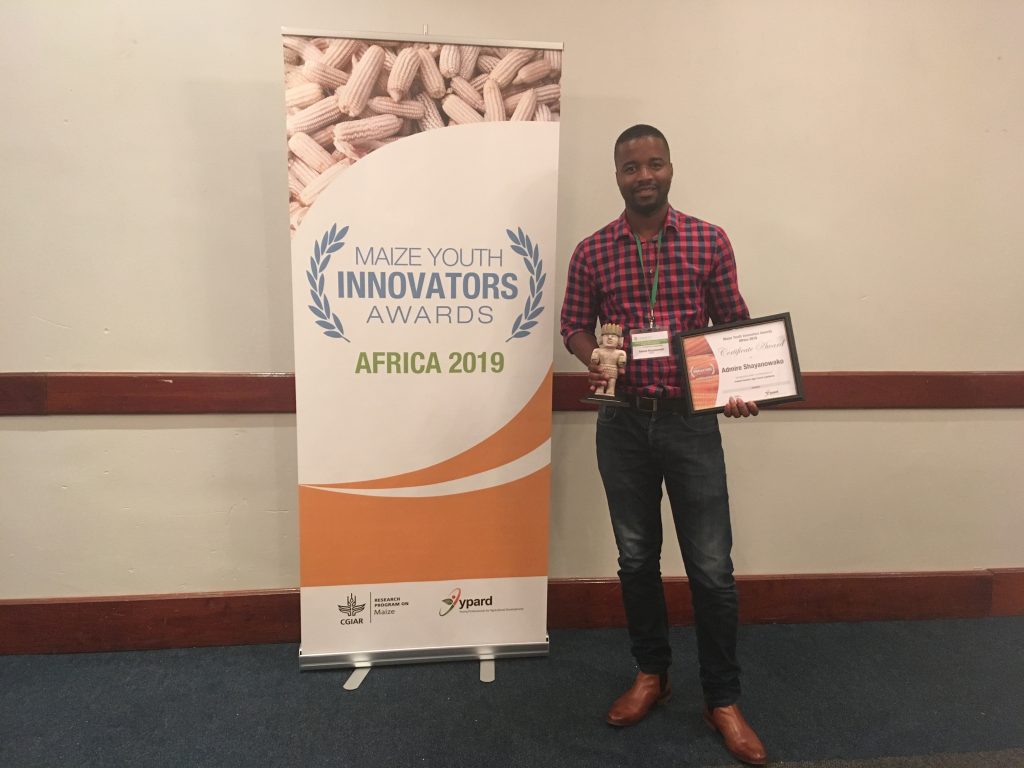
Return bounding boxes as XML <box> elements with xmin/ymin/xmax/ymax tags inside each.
<box><xmin>2</xmin><ymin>371</ymin><xmax>1021</xmax><ymax>415</ymax></box>
<box><xmin>547</xmin><ymin>571</ymin><xmax>998</xmax><ymax>628</ymax></box>
<box><xmin>991</xmin><ymin>568</ymin><xmax>1024</xmax><ymax>616</ymax></box>
<box><xmin>3</xmin><ymin>570</ymin><xmax>1020</xmax><ymax>655</ymax></box>
<box><xmin>0</xmin><ymin>590</ymin><xmax>298</xmax><ymax>655</ymax></box>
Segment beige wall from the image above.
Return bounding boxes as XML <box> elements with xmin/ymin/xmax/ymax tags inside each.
<box><xmin>1</xmin><ymin>0</ymin><xmax>1021</xmax><ymax>598</ymax></box>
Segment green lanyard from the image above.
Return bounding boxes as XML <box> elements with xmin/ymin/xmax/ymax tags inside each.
<box><xmin>634</xmin><ymin>230</ymin><xmax>663</xmax><ymax>328</ymax></box>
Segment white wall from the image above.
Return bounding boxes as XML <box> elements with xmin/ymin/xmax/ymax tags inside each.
<box><xmin>1</xmin><ymin>0</ymin><xmax>1021</xmax><ymax>598</ymax></box>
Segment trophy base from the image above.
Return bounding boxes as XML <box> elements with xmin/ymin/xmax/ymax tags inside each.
<box><xmin>581</xmin><ymin>394</ymin><xmax>629</xmax><ymax>407</ymax></box>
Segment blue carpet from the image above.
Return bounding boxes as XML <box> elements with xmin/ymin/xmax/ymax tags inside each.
<box><xmin>1</xmin><ymin>618</ymin><xmax>1022</xmax><ymax>767</ymax></box>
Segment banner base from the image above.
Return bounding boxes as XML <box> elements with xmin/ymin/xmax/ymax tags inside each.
<box><xmin>343</xmin><ymin>666</ymin><xmax>371</xmax><ymax>690</ymax></box>
<box><xmin>298</xmin><ymin>638</ymin><xmax>549</xmax><ymax>671</ymax></box>
<box><xmin>480</xmin><ymin>658</ymin><xmax>496</xmax><ymax>683</ymax></box>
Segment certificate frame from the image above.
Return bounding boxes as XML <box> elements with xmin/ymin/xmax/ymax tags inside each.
<box><xmin>675</xmin><ymin>313</ymin><xmax>804</xmax><ymax>414</ymax></box>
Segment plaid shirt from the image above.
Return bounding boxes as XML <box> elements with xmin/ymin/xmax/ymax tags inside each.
<box><xmin>560</xmin><ymin>205</ymin><xmax>749</xmax><ymax>398</ymax></box>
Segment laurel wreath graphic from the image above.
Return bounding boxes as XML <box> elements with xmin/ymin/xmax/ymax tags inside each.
<box><xmin>506</xmin><ymin>227</ymin><xmax>545</xmax><ymax>342</ymax></box>
<box><xmin>306</xmin><ymin>224</ymin><xmax>348</xmax><ymax>341</ymax></box>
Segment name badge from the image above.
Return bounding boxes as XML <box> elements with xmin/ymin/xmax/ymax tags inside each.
<box><xmin>630</xmin><ymin>328</ymin><xmax>671</xmax><ymax>360</ymax></box>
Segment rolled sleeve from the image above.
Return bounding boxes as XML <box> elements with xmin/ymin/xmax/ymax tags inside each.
<box><xmin>559</xmin><ymin>242</ymin><xmax>600</xmax><ymax>352</ymax></box>
<box><xmin>707</xmin><ymin>226</ymin><xmax>749</xmax><ymax>324</ymax></box>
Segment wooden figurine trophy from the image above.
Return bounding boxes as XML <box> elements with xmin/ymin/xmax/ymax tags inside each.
<box><xmin>584</xmin><ymin>322</ymin><xmax>628</xmax><ymax>406</ymax></box>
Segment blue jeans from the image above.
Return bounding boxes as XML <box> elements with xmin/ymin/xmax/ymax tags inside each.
<box><xmin>596</xmin><ymin>404</ymin><xmax>740</xmax><ymax>707</ymax></box>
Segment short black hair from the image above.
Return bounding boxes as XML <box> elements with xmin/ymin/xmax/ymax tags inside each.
<box><xmin>614</xmin><ymin>124</ymin><xmax>670</xmax><ymax>158</ymax></box>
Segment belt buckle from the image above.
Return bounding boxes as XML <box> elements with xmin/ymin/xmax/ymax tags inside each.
<box><xmin>635</xmin><ymin>396</ymin><xmax>658</xmax><ymax>413</ymax></box>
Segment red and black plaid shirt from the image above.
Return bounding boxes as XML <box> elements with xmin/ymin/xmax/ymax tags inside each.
<box><xmin>560</xmin><ymin>206</ymin><xmax>749</xmax><ymax>398</ymax></box>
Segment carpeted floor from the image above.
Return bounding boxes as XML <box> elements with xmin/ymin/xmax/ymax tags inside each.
<box><xmin>757</xmin><ymin>754</ymin><xmax>1024</xmax><ymax>768</ymax></box>
<box><xmin>1</xmin><ymin>618</ymin><xmax>1022</xmax><ymax>767</ymax></box>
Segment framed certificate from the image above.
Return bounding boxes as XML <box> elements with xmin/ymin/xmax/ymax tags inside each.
<box><xmin>675</xmin><ymin>313</ymin><xmax>804</xmax><ymax>414</ymax></box>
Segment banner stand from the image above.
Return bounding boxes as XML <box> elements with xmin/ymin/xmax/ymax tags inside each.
<box><xmin>282</xmin><ymin>28</ymin><xmax>562</xmax><ymax>675</ymax></box>
<box><xmin>299</xmin><ymin>638</ymin><xmax>549</xmax><ymax>671</ymax></box>
<box><xmin>340</xmin><ymin>655</ymin><xmax>498</xmax><ymax>692</ymax></box>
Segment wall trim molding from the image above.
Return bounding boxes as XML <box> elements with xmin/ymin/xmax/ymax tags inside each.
<box><xmin>0</xmin><ymin>373</ymin><xmax>296</xmax><ymax>416</ymax></box>
<box><xmin>3</xmin><ymin>570</ymin><xmax>1021</xmax><ymax>655</ymax></box>
<box><xmin>1</xmin><ymin>371</ymin><xmax>1022</xmax><ymax>416</ymax></box>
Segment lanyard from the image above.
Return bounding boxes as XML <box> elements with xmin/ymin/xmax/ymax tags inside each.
<box><xmin>634</xmin><ymin>230</ymin><xmax>663</xmax><ymax>328</ymax></box>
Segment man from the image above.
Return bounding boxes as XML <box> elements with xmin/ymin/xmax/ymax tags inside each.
<box><xmin>559</xmin><ymin>124</ymin><xmax>767</xmax><ymax>766</ymax></box>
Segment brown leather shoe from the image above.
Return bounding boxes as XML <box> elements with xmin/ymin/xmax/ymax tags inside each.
<box><xmin>605</xmin><ymin>671</ymin><xmax>671</xmax><ymax>726</ymax></box>
<box><xmin>703</xmin><ymin>704</ymin><xmax>767</xmax><ymax>766</ymax></box>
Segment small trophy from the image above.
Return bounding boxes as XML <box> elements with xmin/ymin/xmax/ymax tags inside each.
<box><xmin>583</xmin><ymin>322</ymin><xmax>629</xmax><ymax>407</ymax></box>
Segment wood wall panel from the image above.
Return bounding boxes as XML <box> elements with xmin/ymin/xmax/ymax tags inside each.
<box><xmin>3</xmin><ymin>571</ymin><xmax>1017</xmax><ymax>655</ymax></box>
<box><xmin>793</xmin><ymin>372</ymin><xmax>1024</xmax><ymax>410</ymax></box>
<box><xmin>44</xmin><ymin>373</ymin><xmax>296</xmax><ymax>415</ymax></box>
<box><xmin>734</xmin><ymin>572</ymin><xmax>992</xmax><ymax>623</ymax></box>
<box><xmin>545</xmin><ymin>572</ymin><xmax>994</xmax><ymax>628</ymax></box>
<box><xmin>1</xmin><ymin>590</ymin><xmax>299</xmax><ymax>655</ymax></box>
<box><xmin>554</xmin><ymin>371</ymin><xmax>1024</xmax><ymax>412</ymax></box>
<box><xmin>991</xmin><ymin>568</ymin><xmax>1024</xmax><ymax>617</ymax></box>
<box><xmin>0</xmin><ymin>372</ymin><xmax>1021</xmax><ymax>415</ymax></box>
<box><xmin>0</xmin><ymin>374</ymin><xmax>46</xmax><ymax>416</ymax></box>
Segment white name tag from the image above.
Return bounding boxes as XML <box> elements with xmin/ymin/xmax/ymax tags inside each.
<box><xmin>630</xmin><ymin>328</ymin><xmax>671</xmax><ymax>360</ymax></box>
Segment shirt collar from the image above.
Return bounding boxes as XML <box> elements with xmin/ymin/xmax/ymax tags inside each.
<box><xmin>613</xmin><ymin>205</ymin><xmax>682</xmax><ymax>240</ymax></box>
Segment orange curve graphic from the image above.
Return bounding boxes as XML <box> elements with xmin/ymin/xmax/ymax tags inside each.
<box><xmin>299</xmin><ymin>467</ymin><xmax>551</xmax><ymax>587</ymax></box>
<box><xmin>317</xmin><ymin>367</ymin><xmax>553</xmax><ymax>490</ymax></box>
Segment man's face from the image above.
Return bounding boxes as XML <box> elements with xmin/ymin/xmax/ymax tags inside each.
<box><xmin>614</xmin><ymin>136</ymin><xmax>673</xmax><ymax>216</ymax></box>
<box><xmin>601</xmin><ymin>332</ymin><xmax>619</xmax><ymax>349</ymax></box>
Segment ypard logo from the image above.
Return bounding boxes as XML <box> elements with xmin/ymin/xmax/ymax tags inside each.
<box><xmin>439</xmin><ymin>588</ymin><xmax>461</xmax><ymax>616</ymax></box>
<box><xmin>439</xmin><ymin>587</ymin><xmax>494</xmax><ymax>616</ymax></box>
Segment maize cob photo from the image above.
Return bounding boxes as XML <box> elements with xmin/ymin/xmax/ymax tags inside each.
<box><xmin>282</xmin><ymin>34</ymin><xmax>562</xmax><ymax>235</ymax></box>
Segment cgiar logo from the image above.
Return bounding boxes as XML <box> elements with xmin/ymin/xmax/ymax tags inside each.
<box><xmin>439</xmin><ymin>587</ymin><xmax>461</xmax><ymax>617</ymax></box>
<box><xmin>338</xmin><ymin>593</ymin><xmax>365</xmax><ymax>625</ymax></box>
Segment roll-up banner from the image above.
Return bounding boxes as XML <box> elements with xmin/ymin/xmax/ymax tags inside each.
<box><xmin>280</xmin><ymin>30</ymin><xmax>562</xmax><ymax>669</ymax></box>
